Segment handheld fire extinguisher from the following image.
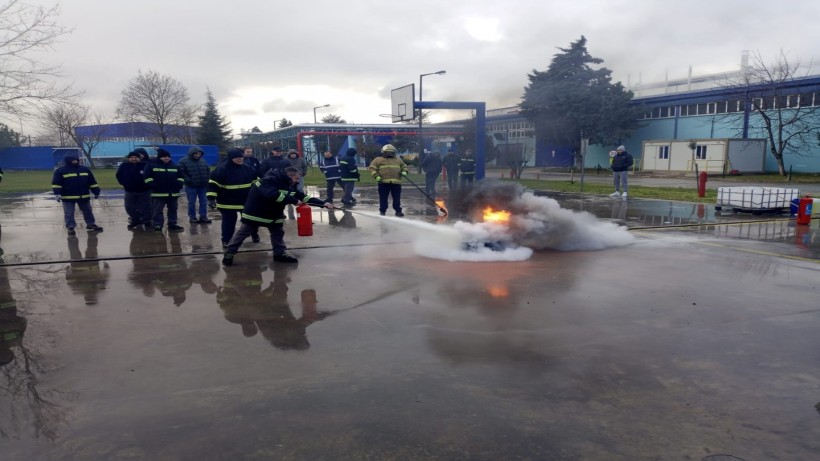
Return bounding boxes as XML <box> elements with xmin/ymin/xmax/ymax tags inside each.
<box><xmin>796</xmin><ymin>194</ymin><xmax>813</xmax><ymax>226</ymax></box>
<box><xmin>296</xmin><ymin>203</ymin><xmax>313</xmax><ymax>236</ymax></box>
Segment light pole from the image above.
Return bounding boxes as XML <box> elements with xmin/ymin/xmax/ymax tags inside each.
<box><xmin>418</xmin><ymin>70</ymin><xmax>446</xmax><ymax>171</ymax></box>
<box><xmin>313</xmin><ymin>104</ymin><xmax>330</xmax><ymax>123</ymax></box>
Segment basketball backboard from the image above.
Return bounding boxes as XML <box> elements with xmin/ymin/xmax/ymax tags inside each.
<box><xmin>390</xmin><ymin>84</ymin><xmax>415</xmax><ymax>123</ymax></box>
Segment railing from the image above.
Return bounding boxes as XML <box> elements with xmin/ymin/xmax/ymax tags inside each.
<box><xmin>687</xmin><ymin>159</ymin><xmax>726</xmax><ymax>173</ymax></box>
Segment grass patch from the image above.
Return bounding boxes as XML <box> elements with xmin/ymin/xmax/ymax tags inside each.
<box><xmin>513</xmin><ymin>178</ymin><xmax>718</xmax><ymax>202</ymax></box>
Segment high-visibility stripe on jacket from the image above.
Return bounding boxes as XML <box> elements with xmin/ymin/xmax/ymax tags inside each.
<box><xmin>144</xmin><ymin>160</ymin><xmax>184</xmax><ymax>197</ymax></box>
<box><xmin>51</xmin><ymin>162</ymin><xmax>100</xmax><ymax>201</ymax></box>
<box><xmin>207</xmin><ymin>163</ymin><xmax>257</xmax><ymax>210</ymax></box>
<box><xmin>368</xmin><ymin>155</ymin><xmax>407</xmax><ymax>183</ymax></box>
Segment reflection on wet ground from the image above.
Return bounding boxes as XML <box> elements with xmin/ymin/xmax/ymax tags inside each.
<box><xmin>1</xmin><ymin>186</ymin><xmax>818</xmax><ymax>460</ymax></box>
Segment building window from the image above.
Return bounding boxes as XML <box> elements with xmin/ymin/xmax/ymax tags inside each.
<box><xmin>679</xmin><ymin>105</ymin><xmax>688</xmax><ymax>116</ymax></box>
<box><xmin>715</xmin><ymin>101</ymin><xmax>727</xmax><ymax>114</ymax></box>
<box><xmin>726</xmin><ymin>99</ymin><xmax>741</xmax><ymax>113</ymax></box>
<box><xmin>658</xmin><ymin>146</ymin><xmax>669</xmax><ymax>159</ymax></box>
<box><xmin>695</xmin><ymin>145</ymin><xmax>707</xmax><ymax>160</ymax></box>
<box><xmin>660</xmin><ymin>107</ymin><xmax>669</xmax><ymax>118</ymax></box>
<box><xmin>687</xmin><ymin>104</ymin><xmax>698</xmax><ymax>116</ymax></box>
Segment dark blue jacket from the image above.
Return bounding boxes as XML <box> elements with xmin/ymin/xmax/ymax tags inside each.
<box><xmin>116</xmin><ymin>160</ymin><xmax>149</xmax><ymax>192</ymax></box>
<box><xmin>318</xmin><ymin>155</ymin><xmax>341</xmax><ymax>180</ymax></box>
<box><xmin>422</xmin><ymin>154</ymin><xmax>443</xmax><ymax>176</ymax></box>
<box><xmin>339</xmin><ymin>152</ymin><xmax>360</xmax><ymax>182</ymax></box>
<box><xmin>52</xmin><ymin>154</ymin><xmax>100</xmax><ymax>201</ymax></box>
<box><xmin>258</xmin><ymin>155</ymin><xmax>290</xmax><ymax>177</ymax></box>
<box><xmin>458</xmin><ymin>155</ymin><xmax>476</xmax><ymax>175</ymax></box>
<box><xmin>611</xmin><ymin>151</ymin><xmax>634</xmax><ymax>172</ymax></box>
<box><xmin>241</xmin><ymin>169</ymin><xmax>325</xmax><ymax>227</ymax></box>
<box><xmin>144</xmin><ymin>159</ymin><xmax>184</xmax><ymax>197</ymax></box>
<box><xmin>207</xmin><ymin>162</ymin><xmax>258</xmax><ymax>210</ymax></box>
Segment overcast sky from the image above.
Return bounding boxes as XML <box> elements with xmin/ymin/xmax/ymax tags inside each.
<box><xmin>28</xmin><ymin>0</ymin><xmax>820</xmax><ymax>135</ymax></box>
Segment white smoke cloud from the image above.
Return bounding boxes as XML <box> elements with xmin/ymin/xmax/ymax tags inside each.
<box><xmin>507</xmin><ymin>192</ymin><xmax>636</xmax><ymax>251</ymax></box>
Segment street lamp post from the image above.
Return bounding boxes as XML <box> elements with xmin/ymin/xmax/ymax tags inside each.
<box><xmin>313</xmin><ymin>104</ymin><xmax>330</xmax><ymax>123</ymax></box>
<box><xmin>418</xmin><ymin>70</ymin><xmax>446</xmax><ymax>172</ymax></box>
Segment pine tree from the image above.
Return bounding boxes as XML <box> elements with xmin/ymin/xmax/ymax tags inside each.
<box><xmin>520</xmin><ymin>36</ymin><xmax>642</xmax><ymax>149</ymax></box>
<box><xmin>278</xmin><ymin>118</ymin><xmax>293</xmax><ymax>128</ymax></box>
<box><xmin>0</xmin><ymin>123</ymin><xmax>22</xmax><ymax>148</ymax></box>
<box><xmin>196</xmin><ymin>89</ymin><xmax>232</xmax><ymax>148</ymax></box>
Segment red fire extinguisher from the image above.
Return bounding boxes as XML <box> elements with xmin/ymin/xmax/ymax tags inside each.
<box><xmin>796</xmin><ymin>194</ymin><xmax>813</xmax><ymax>225</ymax></box>
<box><xmin>296</xmin><ymin>203</ymin><xmax>313</xmax><ymax>236</ymax></box>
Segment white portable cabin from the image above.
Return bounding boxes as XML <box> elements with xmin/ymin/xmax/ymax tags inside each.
<box><xmin>641</xmin><ymin>138</ymin><xmax>766</xmax><ymax>173</ymax></box>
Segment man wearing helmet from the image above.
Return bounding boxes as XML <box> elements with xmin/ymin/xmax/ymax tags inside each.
<box><xmin>368</xmin><ymin>144</ymin><xmax>408</xmax><ymax>216</ymax></box>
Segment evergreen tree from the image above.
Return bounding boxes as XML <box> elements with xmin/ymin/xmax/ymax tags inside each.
<box><xmin>0</xmin><ymin>123</ymin><xmax>22</xmax><ymax>148</ymax></box>
<box><xmin>321</xmin><ymin>113</ymin><xmax>346</xmax><ymax>124</ymax></box>
<box><xmin>278</xmin><ymin>118</ymin><xmax>293</xmax><ymax>128</ymax></box>
<box><xmin>520</xmin><ymin>36</ymin><xmax>642</xmax><ymax>150</ymax></box>
<box><xmin>196</xmin><ymin>89</ymin><xmax>232</xmax><ymax>148</ymax></box>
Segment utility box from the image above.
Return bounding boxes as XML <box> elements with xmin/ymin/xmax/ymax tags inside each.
<box><xmin>716</xmin><ymin>187</ymin><xmax>798</xmax><ymax>212</ymax></box>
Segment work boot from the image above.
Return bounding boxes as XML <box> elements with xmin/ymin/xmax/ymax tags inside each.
<box><xmin>154</xmin><ymin>226</ymin><xmax>163</xmax><ymax>232</ymax></box>
<box><xmin>621</xmin><ymin>192</ymin><xmax>628</xmax><ymax>200</ymax></box>
<box><xmin>222</xmin><ymin>252</ymin><xmax>235</xmax><ymax>267</ymax></box>
<box><xmin>609</xmin><ymin>191</ymin><xmax>621</xmax><ymax>198</ymax></box>
<box><xmin>67</xmin><ymin>227</ymin><xmax>76</xmax><ymax>235</ymax></box>
<box><xmin>395</xmin><ymin>210</ymin><xmax>405</xmax><ymax>217</ymax></box>
<box><xmin>251</xmin><ymin>234</ymin><xmax>261</xmax><ymax>243</ymax></box>
<box><xmin>168</xmin><ymin>224</ymin><xmax>184</xmax><ymax>232</ymax></box>
<box><xmin>87</xmin><ymin>224</ymin><xmax>104</xmax><ymax>232</ymax></box>
<box><xmin>198</xmin><ymin>217</ymin><xmax>212</xmax><ymax>224</ymax></box>
<box><xmin>273</xmin><ymin>252</ymin><xmax>299</xmax><ymax>263</ymax></box>
<box><xmin>189</xmin><ymin>217</ymin><xmax>199</xmax><ymax>224</ymax></box>
<box><xmin>379</xmin><ymin>211</ymin><xmax>386</xmax><ymax>216</ymax></box>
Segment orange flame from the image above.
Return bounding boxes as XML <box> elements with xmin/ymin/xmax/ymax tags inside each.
<box><xmin>487</xmin><ymin>284</ymin><xmax>510</xmax><ymax>298</ymax></box>
<box><xmin>482</xmin><ymin>207</ymin><xmax>511</xmax><ymax>224</ymax></box>
<box><xmin>435</xmin><ymin>199</ymin><xmax>446</xmax><ymax>209</ymax></box>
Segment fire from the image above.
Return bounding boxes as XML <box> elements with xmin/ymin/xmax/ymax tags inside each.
<box><xmin>435</xmin><ymin>199</ymin><xmax>446</xmax><ymax>209</ymax></box>
<box><xmin>482</xmin><ymin>207</ymin><xmax>511</xmax><ymax>224</ymax></box>
<box><xmin>487</xmin><ymin>284</ymin><xmax>510</xmax><ymax>298</ymax></box>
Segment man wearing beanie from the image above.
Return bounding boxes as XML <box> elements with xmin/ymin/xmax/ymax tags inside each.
<box><xmin>116</xmin><ymin>150</ymin><xmax>152</xmax><ymax>230</ymax></box>
<box><xmin>207</xmin><ymin>147</ymin><xmax>259</xmax><ymax>248</ymax></box>
<box><xmin>144</xmin><ymin>148</ymin><xmax>185</xmax><ymax>232</ymax></box>
<box><xmin>178</xmin><ymin>146</ymin><xmax>212</xmax><ymax>224</ymax></box>
<box><xmin>51</xmin><ymin>152</ymin><xmax>103</xmax><ymax>234</ymax></box>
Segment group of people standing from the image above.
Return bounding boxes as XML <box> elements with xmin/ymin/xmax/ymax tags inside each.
<box><xmin>422</xmin><ymin>148</ymin><xmax>476</xmax><ymax>197</ymax></box>
<box><xmin>53</xmin><ymin>145</ymin><xmax>334</xmax><ymax>266</ymax></box>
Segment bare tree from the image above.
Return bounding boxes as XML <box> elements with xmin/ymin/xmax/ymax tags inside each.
<box><xmin>722</xmin><ymin>50</ymin><xmax>820</xmax><ymax>175</ymax></box>
<box><xmin>41</xmin><ymin>100</ymin><xmax>109</xmax><ymax>166</ymax></box>
<box><xmin>116</xmin><ymin>70</ymin><xmax>198</xmax><ymax>144</ymax></box>
<box><xmin>0</xmin><ymin>0</ymin><xmax>73</xmax><ymax>119</ymax></box>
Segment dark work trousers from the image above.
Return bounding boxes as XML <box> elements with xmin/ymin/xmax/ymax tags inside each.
<box><xmin>425</xmin><ymin>173</ymin><xmax>439</xmax><ymax>196</ymax></box>
<box><xmin>341</xmin><ymin>181</ymin><xmax>357</xmax><ymax>204</ymax></box>
<box><xmin>151</xmin><ymin>196</ymin><xmax>179</xmax><ymax>227</ymax></box>
<box><xmin>461</xmin><ymin>173</ymin><xmax>475</xmax><ymax>187</ymax></box>
<box><xmin>124</xmin><ymin>190</ymin><xmax>152</xmax><ymax>225</ymax></box>
<box><xmin>62</xmin><ymin>199</ymin><xmax>96</xmax><ymax>229</ymax></box>
<box><xmin>325</xmin><ymin>178</ymin><xmax>344</xmax><ymax>202</ymax></box>
<box><xmin>377</xmin><ymin>183</ymin><xmax>402</xmax><ymax>214</ymax></box>
<box><xmin>220</xmin><ymin>209</ymin><xmax>258</xmax><ymax>244</ymax></box>
<box><xmin>446</xmin><ymin>169</ymin><xmax>458</xmax><ymax>190</ymax></box>
<box><xmin>226</xmin><ymin>222</ymin><xmax>285</xmax><ymax>255</ymax></box>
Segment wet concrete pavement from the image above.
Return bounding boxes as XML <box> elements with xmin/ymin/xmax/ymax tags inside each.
<box><xmin>1</xmin><ymin>185</ymin><xmax>819</xmax><ymax>461</ymax></box>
